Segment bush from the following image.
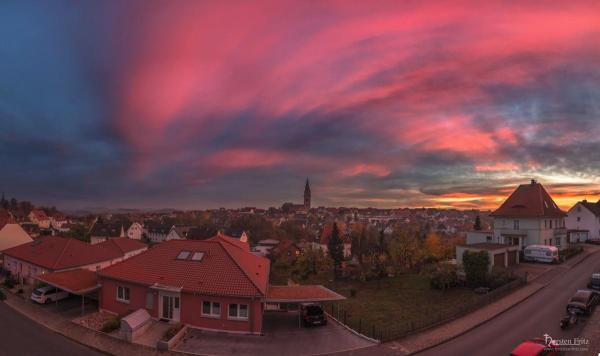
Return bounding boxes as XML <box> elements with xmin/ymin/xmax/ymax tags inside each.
<box><xmin>0</xmin><ymin>289</ymin><xmax>6</xmax><ymax>301</ymax></box>
<box><xmin>350</xmin><ymin>288</ymin><xmax>357</xmax><ymax>298</ymax></box>
<box><xmin>560</xmin><ymin>246</ymin><xmax>584</xmax><ymax>261</ymax></box>
<box><xmin>3</xmin><ymin>276</ymin><xmax>16</xmax><ymax>289</ymax></box>
<box><xmin>162</xmin><ymin>323</ymin><xmax>184</xmax><ymax>341</ymax></box>
<box><xmin>487</xmin><ymin>269</ymin><xmax>513</xmax><ymax>290</ymax></box>
<box><xmin>16</xmin><ymin>288</ymin><xmax>23</xmax><ymax>294</ymax></box>
<box><xmin>100</xmin><ymin>315</ymin><xmax>121</xmax><ymax>333</ymax></box>
<box><xmin>463</xmin><ymin>250</ymin><xmax>489</xmax><ymax>288</ymax></box>
<box><xmin>428</xmin><ymin>263</ymin><xmax>458</xmax><ymax>290</ymax></box>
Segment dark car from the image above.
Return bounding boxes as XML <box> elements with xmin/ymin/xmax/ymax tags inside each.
<box><xmin>587</xmin><ymin>273</ymin><xmax>600</xmax><ymax>291</ymax></box>
<box><xmin>301</xmin><ymin>303</ymin><xmax>327</xmax><ymax>327</ymax></box>
<box><xmin>566</xmin><ymin>289</ymin><xmax>600</xmax><ymax>315</ymax></box>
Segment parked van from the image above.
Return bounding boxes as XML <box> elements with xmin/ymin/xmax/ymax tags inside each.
<box><xmin>31</xmin><ymin>285</ymin><xmax>69</xmax><ymax>304</ymax></box>
<box><xmin>523</xmin><ymin>245</ymin><xmax>559</xmax><ymax>263</ymax></box>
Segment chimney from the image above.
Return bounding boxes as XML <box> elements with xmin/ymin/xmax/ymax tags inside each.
<box><xmin>531</xmin><ymin>179</ymin><xmax>536</xmax><ymax>185</ymax></box>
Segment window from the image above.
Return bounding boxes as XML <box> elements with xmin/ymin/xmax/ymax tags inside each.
<box><xmin>513</xmin><ymin>220</ymin><xmax>519</xmax><ymax>230</ymax></box>
<box><xmin>549</xmin><ymin>220</ymin><xmax>553</xmax><ymax>229</ymax></box>
<box><xmin>177</xmin><ymin>251</ymin><xmax>191</xmax><ymax>260</ymax></box>
<box><xmin>228</xmin><ymin>303</ymin><xmax>249</xmax><ymax>320</ymax></box>
<box><xmin>486</xmin><ymin>236</ymin><xmax>492</xmax><ymax>242</ymax></box>
<box><xmin>556</xmin><ymin>238</ymin><xmax>561</xmax><ymax>247</ymax></box>
<box><xmin>549</xmin><ymin>238</ymin><xmax>553</xmax><ymax>246</ymax></box>
<box><xmin>146</xmin><ymin>293</ymin><xmax>154</xmax><ymax>309</ymax></box>
<box><xmin>577</xmin><ymin>217</ymin><xmax>581</xmax><ymax>222</ymax></box>
<box><xmin>202</xmin><ymin>301</ymin><xmax>221</xmax><ymax>317</ymax></box>
<box><xmin>117</xmin><ymin>286</ymin><xmax>130</xmax><ymax>303</ymax></box>
<box><xmin>191</xmin><ymin>252</ymin><xmax>204</xmax><ymax>261</ymax></box>
<box><xmin>544</xmin><ymin>220</ymin><xmax>547</xmax><ymax>229</ymax></box>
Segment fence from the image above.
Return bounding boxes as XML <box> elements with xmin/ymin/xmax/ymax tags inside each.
<box><xmin>328</xmin><ymin>278</ymin><xmax>525</xmax><ymax>342</ymax></box>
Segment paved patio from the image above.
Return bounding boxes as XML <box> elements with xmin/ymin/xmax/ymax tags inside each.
<box><xmin>135</xmin><ymin>320</ymin><xmax>171</xmax><ymax>347</ymax></box>
<box><xmin>175</xmin><ymin>311</ymin><xmax>376</xmax><ymax>355</ymax></box>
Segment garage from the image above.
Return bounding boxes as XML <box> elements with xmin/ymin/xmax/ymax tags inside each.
<box><xmin>507</xmin><ymin>251</ymin><xmax>518</xmax><ymax>266</ymax></box>
<box><xmin>493</xmin><ymin>252</ymin><xmax>505</xmax><ymax>268</ymax></box>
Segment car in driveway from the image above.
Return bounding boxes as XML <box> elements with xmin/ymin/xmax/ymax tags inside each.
<box><xmin>566</xmin><ymin>289</ymin><xmax>600</xmax><ymax>315</ymax></box>
<box><xmin>31</xmin><ymin>285</ymin><xmax>69</xmax><ymax>304</ymax></box>
<box><xmin>587</xmin><ymin>273</ymin><xmax>600</xmax><ymax>291</ymax></box>
<box><xmin>301</xmin><ymin>303</ymin><xmax>327</xmax><ymax>327</ymax></box>
<box><xmin>510</xmin><ymin>338</ymin><xmax>559</xmax><ymax>356</ymax></box>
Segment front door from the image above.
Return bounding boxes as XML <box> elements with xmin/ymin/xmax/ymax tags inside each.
<box><xmin>161</xmin><ymin>295</ymin><xmax>180</xmax><ymax>321</ymax></box>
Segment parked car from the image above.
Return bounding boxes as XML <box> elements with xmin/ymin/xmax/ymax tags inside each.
<box><xmin>510</xmin><ymin>338</ymin><xmax>559</xmax><ymax>356</ymax></box>
<box><xmin>31</xmin><ymin>285</ymin><xmax>69</xmax><ymax>304</ymax></box>
<box><xmin>566</xmin><ymin>289</ymin><xmax>600</xmax><ymax>315</ymax></box>
<box><xmin>587</xmin><ymin>273</ymin><xmax>600</xmax><ymax>291</ymax></box>
<box><xmin>300</xmin><ymin>303</ymin><xmax>327</xmax><ymax>327</ymax></box>
<box><xmin>523</xmin><ymin>245</ymin><xmax>559</xmax><ymax>263</ymax></box>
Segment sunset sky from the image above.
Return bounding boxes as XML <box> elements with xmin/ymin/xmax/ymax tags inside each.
<box><xmin>1</xmin><ymin>1</ymin><xmax>599</xmax><ymax>210</ymax></box>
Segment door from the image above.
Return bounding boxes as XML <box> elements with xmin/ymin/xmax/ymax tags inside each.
<box><xmin>507</xmin><ymin>251</ymin><xmax>517</xmax><ymax>266</ymax></box>
<box><xmin>493</xmin><ymin>253</ymin><xmax>505</xmax><ymax>268</ymax></box>
<box><xmin>161</xmin><ymin>295</ymin><xmax>180</xmax><ymax>321</ymax></box>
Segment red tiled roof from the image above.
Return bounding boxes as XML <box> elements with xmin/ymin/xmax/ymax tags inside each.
<box><xmin>266</xmin><ymin>285</ymin><xmax>345</xmax><ymax>302</ymax></box>
<box><xmin>98</xmin><ymin>237</ymin><xmax>147</xmax><ymax>255</ymax></box>
<box><xmin>36</xmin><ymin>269</ymin><xmax>100</xmax><ymax>294</ymax></box>
<box><xmin>2</xmin><ymin>236</ymin><xmax>128</xmax><ymax>270</ymax></box>
<box><xmin>98</xmin><ymin>235</ymin><xmax>270</xmax><ymax>297</ymax></box>
<box><xmin>490</xmin><ymin>181</ymin><xmax>566</xmax><ymax>218</ymax></box>
<box><xmin>30</xmin><ymin>209</ymin><xmax>49</xmax><ymax>221</ymax></box>
<box><xmin>206</xmin><ymin>233</ymin><xmax>250</xmax><ymax>252</ymax></box>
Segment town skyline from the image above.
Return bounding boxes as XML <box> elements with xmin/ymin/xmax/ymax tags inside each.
<box><xmin>1</xmin><ymin>1</ymin><xmax>599</xmax><ymax>210</ymax></box>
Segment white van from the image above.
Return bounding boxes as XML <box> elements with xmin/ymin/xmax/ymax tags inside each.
<box><xmin>31</xmin><ymin>285</ymin><xmax>69</xmax><ymax>304</ymax></box>
<box><xmin>523</xmin><ymin>245</ymin><xmax>559</xmax><ymax>263</ymax></box>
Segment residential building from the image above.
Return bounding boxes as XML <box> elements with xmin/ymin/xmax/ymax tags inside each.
<box><xmin>467</xmin><ymin>180</ymin><xmax>567</xmax><ymax>250</ymax></box>
<box><xmin>166</xmin><ymin>225</ymin><xmax>194</xmax><ymax>240</ymax></box>
<box><xmin>90</xmin><ymin>221</ymin><xmax>127</xmax><ymax>245</ymax></box>
<box><xmin>565</xmin><ymin>199</ymin><xmax>600</xmax><ymax>242</ymax></box>
<box><xmin>271</xmin><ymin>240</ymin><xmax>302</xmax><ymax>263</ymax></box>
<box><xmin>98</xmin><ymin>233</ymin><xmax>269</xmax><ymax>334</ymax></box>
<box><xmin>0</xmin><ymin>211</ymin><xmax>33</xmax><ymax>263</ymax></box>
<box><xmin>28</xmin><ymin>209</ymin><xmax>50</xmax><ymax>229</ymax></box>
<box><xmin>456</xmin><ymin>243</ymin><xmax>520</xmax><ymax>272</ymax></box>
<box><xmin>2</xmin><ymin>236</ymin><xmax>147</xmax><ymax>284</ymax></box>
<box><xmin>145</xmin><ymin>224</ymin><xmax>172</xmax><ymax>243</ymax></box>
<box><xmin>126</xmin><ymin>222</ymin><xmax>144</xmax><ymax>240</ymax></box>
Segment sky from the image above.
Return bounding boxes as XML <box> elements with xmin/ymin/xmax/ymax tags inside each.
<box><xmin>1</xmin><ymin>1</ymin><xmax>599</xmax><ymax>210</ymax></box>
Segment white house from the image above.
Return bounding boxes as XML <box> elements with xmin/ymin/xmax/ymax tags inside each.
<box><xmin>565</xmin><ymin>200</ymin><xmax>600</xmax><ymax>243</ymax></box>
<box><xmin>468</xmin><ymin>180</ymin><xmax>567</xmax><ymax>250</ymax></box>
<box><xmin>28</xmin><ymin>209</ymin><xmax>51</xmax><ymax>229</ymax></box>
<box><xmin>144</xmin><ymin>224</ymin><xmax>171</xmax><ymax>243</ymax></box>
<box><xmin>126</xmin><ymin>222</ymin><xmax>144</xmax><ymax>240</ymax></box>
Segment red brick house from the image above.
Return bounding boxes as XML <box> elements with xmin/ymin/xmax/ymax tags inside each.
<box><xmin>2</xmin><ymin>236</ymin><xmax>147</xmax><ymax>284</ymax></box>
<box><xmin>97</xmin><ymin>233</ymin><xmax>270</xmax><ymax>334</ymax></box>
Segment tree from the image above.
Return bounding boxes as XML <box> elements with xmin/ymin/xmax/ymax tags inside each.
<box><xmin>387</xmin><ymin>228</ymin><xmax>424</xmax><ymax>272</ymax></box>
<box><xmin>474</xmin><ymin>215</ymin><xmax>482</xmax><ymax>231</ymax></box>
<box><xmin>378</xmin><ymin>229</ymin><xmax>387</xmax><ymax>254</ymax></box>
<box><xmin>424</xmin><ymin>233</ymin><xmax>444</xmax><ymax>260</ymax></box>
<box><xmin>462</xmin><ymin>250</ymin><xmax>489</xmax><ymax>287</ymax></box>
<box><xmin>328</xmin><ymin>222</ymin><xmax>344</xmax><ymax>269</ymax></box>
<box><xmin>292</xmin><ymin>246</ymin><xmax>333</xmax><ymax>280</ymax></box>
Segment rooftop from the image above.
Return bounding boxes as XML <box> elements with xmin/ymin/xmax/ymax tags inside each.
<box><xmin>490</xmin><ymin>180</ymin><xmax>566</xmax><ymax>218</ymax></box>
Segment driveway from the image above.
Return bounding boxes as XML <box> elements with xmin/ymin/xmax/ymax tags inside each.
<box><xmin>175</xmin><ymin>311</ymin><xmax>376</xmax><ymax>355</ymax></box>
<box><xmin>36</xmin><ymin>294</ymin><xmax>98</xmax><ymax>320</ymax></box>
<box><xmin>0</xmin><ymin>301</ymin><xmax>103</xmax><ymax>356</ymax></box>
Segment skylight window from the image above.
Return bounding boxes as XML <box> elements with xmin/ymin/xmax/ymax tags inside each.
<box><xmin>191</xmin><ymin>252</ymin><xmax>204</xmax><ymax>261</ymax></box>
<box><xmin>177</xmin><ymin>251</ymin><xmax>191</xmax><ymax>260</ymax></box>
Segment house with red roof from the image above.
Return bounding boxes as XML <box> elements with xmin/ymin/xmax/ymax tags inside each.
<box><xmin>97</xmin><ymin>233</ymin><xmax>269</xmax><ymax>334</ymax></box>
<box><xmin>319</xmin><ymin>223</ymin><xmax>351</xmax><ymax>258</ymax></box>
<box><xmin>28</xmin><ymin>208</ymin><xmax>51</xmax><ymax>229</ymax></box>
<box><xmin>2</xmin><ymin>236</ymin><xmax>147</xmax><ymax>284</ymax></box>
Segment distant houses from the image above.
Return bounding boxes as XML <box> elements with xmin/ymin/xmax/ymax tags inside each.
<box><xmin>0</xmin><ymin>210</ymin><xmax>33</xmax><ymax>264</ymax></box>
<box><xmin>565</xmin><ymin>199</ymin><xmax>600</xmax><ymax>243</ymax></box>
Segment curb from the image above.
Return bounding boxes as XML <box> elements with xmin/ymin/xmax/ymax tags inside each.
<box><xmin>406</xmin><ymin>248</ymin><xmax>600</xmax><ymax>355</ymax></box>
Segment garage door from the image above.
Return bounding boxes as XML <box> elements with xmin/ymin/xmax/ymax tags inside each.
<box><xmin>507</xmin><ymin>251</ymin><xmax>517</xmax><ymax>266</ymax></box>
<box><xmin>493</xmin><ymin>253</ymin><xmax>505</xmax><ymax>268</ymax></box>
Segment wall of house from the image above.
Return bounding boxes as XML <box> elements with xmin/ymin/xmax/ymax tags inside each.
<box><xmin>166</xmin><ymin>229</ymin><xmax>183</xmax><ymax>241</ymax></box>
<box><xmin>0</xmin><ymin>224</ymin><xmax>33</xmax><ymax>252</ymax></box>
<box><xmin>493</xmin><ymin>217</ymin><xmax>566</xmax><ymax>249</ymax></box>
<box><xmin>466</xmin><ymin>231</ymin><xmax>493</xmax><ymax>244</ymax></box>
<box><xmin>99</xmin><ymin>278</ymin><xmax>263</xmax><ymax>333</ymax></box>
<box><xmin>566</xmin><ymin>203</ymin><xmax>600</xmax><ymax>240</ymax></box>
<box><xmin>127</xmin><ymin>223</ymin><xmax>144</xmax><ymax>240</ymax></box>
<box><xmin>3</xmin><ymin>256</ymin><xmax>49</xmax><ymax>283</ymax></box>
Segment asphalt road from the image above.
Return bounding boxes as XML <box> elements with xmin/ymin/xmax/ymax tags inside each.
<box><xmin>0</xmin><ymin>301</ymin><xmax>103</xmax><ymax>356</ymax></box>
<box><xmin>417</xmin><ymin>252</ymin><xmax>600</xmax><ymax>356</ymax></box>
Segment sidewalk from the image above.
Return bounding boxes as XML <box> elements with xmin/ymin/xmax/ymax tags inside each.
<box><xmin>2</xmin><ymin>291</ymin><xmax>180</xmax><ymax>356</ymax></box>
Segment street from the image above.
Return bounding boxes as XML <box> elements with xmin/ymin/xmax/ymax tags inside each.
<box><xmin>417</xmin><ymin>252</ymin><xmax>600</xmax><ymax>356</ymax></box>
<box><xmin>0</xmin><ymin>301</ymin><xmax>103</xmax><ymax>356</ymax></box>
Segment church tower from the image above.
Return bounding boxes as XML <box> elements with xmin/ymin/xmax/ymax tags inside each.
<box><xmin>304</xmin><ymin>178</ymin><xmax>311</xmax><ymax>210</ymax></box>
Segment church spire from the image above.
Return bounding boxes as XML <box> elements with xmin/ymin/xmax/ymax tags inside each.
<box><xmin>304</xmin><ymin>178</ymin><xmax>311</xmax><ymax>210</ymax></box>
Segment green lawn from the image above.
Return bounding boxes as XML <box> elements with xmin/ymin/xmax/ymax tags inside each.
<box><xmin>303</xmin><ymin>274</ymin><xmax>485</xmax><ymax>340</ymax></box>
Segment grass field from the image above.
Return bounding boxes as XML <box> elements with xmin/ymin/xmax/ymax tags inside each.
<box><xmin>302</xmin><ymin>273</ymin><xmax>485</xmax><ymax>340</ymax></box>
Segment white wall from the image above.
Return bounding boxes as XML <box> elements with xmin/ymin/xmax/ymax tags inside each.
<box><xmin>566</xmin><ymin>202</ymin><xmax>600</xmax><ymax>240</ymax></box>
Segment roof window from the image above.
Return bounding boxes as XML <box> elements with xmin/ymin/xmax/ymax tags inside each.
<box><xmin>176</xmin><ymin>251</ymin><xmax>191</xmax><ymax>260</ymax></box>
<box><xmin>191</xmin><ymin>252</ymin><xmax>204</xmax><ymax>261</ymax></box>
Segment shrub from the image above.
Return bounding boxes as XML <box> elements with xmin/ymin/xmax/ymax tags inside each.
<box><xmin>350</xmin><ymin>288</ymin><xmax>357</xmax><ymax>298</ymax></box>
<box><xmin>100</xmin><ymin>315</ymin><xmax>121</xmax><ymax>333</ymax></box>
<box><xmin>560</xmin><ymin>246</ymin><xmax>584</xmax><ymax>261</ymax></box>
<box><xmin>16</xmin><ymin>288</ymin><xmax>23</xmax><ymax>294</ymax></box>
<box><xmin>428</xmin><ymin>263</ymin><xmax>458</xmax><ymax>290</ymax></box>
<box><xmin>3</xmin><ymin>276</ymin><xmax>16</xmax><ymax>289</ymax></box>
<box><xmin>488</xmin><ymin>269</ymin><xmax>513</xmax><ymax>290</ymax></box>
<box><xmin>162</xmin><ymin>323</ymin><xmax>184</xmax><ymax>341</ymax></box>
<box><xmin>0</xmin><ymin>289</ymin><xmax>6</xmax><ymax>301</ymax></box>
<box><xmin>463</xmin><ymin>250</ymin><xmax>489</xmax><ymax>288</ymax></box>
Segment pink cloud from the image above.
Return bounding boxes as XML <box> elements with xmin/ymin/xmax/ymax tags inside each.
<box><xmin>340</xmin><ymin>163</ymin><xmax>391</xmax><ymax>177</ymax></box>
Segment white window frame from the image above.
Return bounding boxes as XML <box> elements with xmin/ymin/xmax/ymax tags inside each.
<box><xmin>513</xmin><ymin>220</ymin><xmax>519</xmax><ymax>230</ymax></box>
<box><xmin>202</xmin><ymin>301</ymin><xmax>221</xmax><ymax>318</ymax></box>
<box><xmin>117</xmin><ymin>286</ymin><xmax>130</xmax><ymax>303</ymax></box>
<box><xmin>228</xmin><ymin>303</ymin><xmax>249</xmax><ymax>320</ymax></box>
